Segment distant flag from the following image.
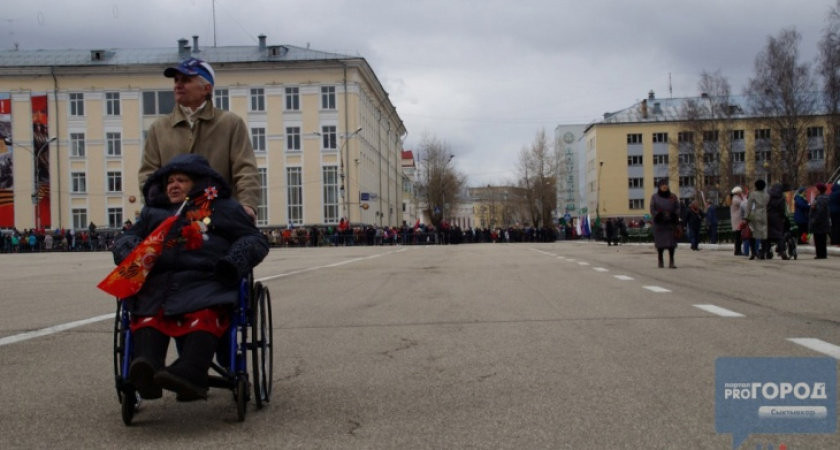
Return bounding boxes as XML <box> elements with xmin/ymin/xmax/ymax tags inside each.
<box><xmin>582</xmin><ymin>214</ymin><xmax>592</xmax><ymax>238</ymax></box>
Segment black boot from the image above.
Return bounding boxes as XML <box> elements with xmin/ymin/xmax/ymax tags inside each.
<box><xmin>154</xmin><ymin>331</ymin><xmax>218</xmax><ymax>401</ymax></box>
<box><xmin>129</xmin><ymin>327</ymin><xmax>169</xmax><ymax>400</ymax></box>
<box><xmin>657</xmin><ymin>252</ymin><xmax>664</xmax><ymax>268</ymax></box>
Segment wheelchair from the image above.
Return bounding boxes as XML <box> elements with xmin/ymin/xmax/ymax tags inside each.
<box><xmin>113</xmin><ymin>273</ymin><xmax>273</xmax><ymax>425</ymax></box>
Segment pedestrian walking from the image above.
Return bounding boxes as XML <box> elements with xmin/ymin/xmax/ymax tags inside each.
<box><xmin>810</xmin><ymin>183</ymin><xmax>831</xmax><ymax>259</ymax></box>
<box><xmin>793</xmin><ymin>187</ymin><xmax>810</xmax><ymax>244</ymax></box>
<box><xmin>730</xmin><ymin>186</ymin><xmax>745</xmax><ymax>255</ymax></box>
<box><xmin>650</xmin><ymin>179</ymin><xmax>681</xmax><ymax>268</ymax></box>
<box><xmin>747</xmin><ymin>179</ymin><xmax>770</xmax><ymax>260</ymax></box>
<box><xmin>766</xmin><ymin>183</ymin><xmax>789</xmax><ymax>259</ymax></box>
<box><xmin>705</xmin><ymin>201</ymin><xmax>718</xmax><ymax>244</ymax></box>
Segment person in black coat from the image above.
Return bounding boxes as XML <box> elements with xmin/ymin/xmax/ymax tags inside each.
<box><xmin>766</xmin><ymin>183</ymin><xmax>789</xmax><ymax>259</ymax></box>
<box><xmin>111</xmin><ymin>154</ymin><xmax>268</xmax><ymax>401</ymax></box>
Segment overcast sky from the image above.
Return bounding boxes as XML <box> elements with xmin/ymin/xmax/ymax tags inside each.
<box><xmin>2</xmin><ymin>0</ymin><xmax>837</xmax><ymax>185</ymax></box>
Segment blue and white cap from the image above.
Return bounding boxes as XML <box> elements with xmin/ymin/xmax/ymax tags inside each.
<box><xmin>163</xmin><ymin>57</ymin><xmax>215</xmax><ymax>85</ymax></box>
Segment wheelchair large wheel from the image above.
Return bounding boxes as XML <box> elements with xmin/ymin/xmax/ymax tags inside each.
<box><xmin>121</xmin><ymin>391</ymin><xmax>138</xmax><ymax>426</ymax></box>
<box><xmin>113</xmin><ymin>300</ymin><xmax>129</xmax><ymax>402</ymax></box>
<box><xmin>251</xmin><ymin>281</ymin><xmax>273</xmax><ymax>409</ymax></box>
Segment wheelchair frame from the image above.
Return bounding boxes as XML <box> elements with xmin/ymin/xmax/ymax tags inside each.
<box><xmin>113</xmin><ymin>273</ymin><xmax>273</xmax><ymax>425</ymax></box>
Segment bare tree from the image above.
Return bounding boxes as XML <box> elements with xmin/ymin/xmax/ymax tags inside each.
<box><xmin>515</xmin><ymin>129</ymin><xmax>558</xmax><ymax>228</ymax></box>
<box><xmin>674</xmin><ymin>70</ymin><xmax>738</xmax><ymax>205</ymax></box>
<box><xmin>745</xmin><ymin>28</ymin><xmax>820</xmax><ymax>188</ymax></box>
<box><xmin>415</xmin><ymin>134</ymin><xmax>465</xmax><ymax>227</ymax></box>
<box><xmin>818</xmin><ymin>0</ymin><xmax>840</xmax><ymax>177</ymax></box>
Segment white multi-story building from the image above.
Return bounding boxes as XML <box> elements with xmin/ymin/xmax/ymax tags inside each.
<box><xmin>0</xmin><ymin>36</ymin><xmax>406</xmax><ymax>230</ymax></box>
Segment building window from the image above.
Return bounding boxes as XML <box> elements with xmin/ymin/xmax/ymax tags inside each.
<box><xmin>69</xmin><ymin>93</ymin><xmax>84</xmax><ymax>117</ymax></box>
<box><xmin>323</xmin><ymin>166</ymin><xmax>339</xmax><ymax>223</ymax></box>
<box><xmin>652</xmin><ymin>132</ymin><xmax>668</xmax><ymax>143</ymax></box>
<box><xmin>809</xmin><ymin>149</ymin><xmax>825</xmax><ymax>161</ymax></box>
<box><xmin>627</xmin><ymin>155</ymin><xmax>643</xmax><ymax>166</ymax></box>
<box><xmin>107</xmin><ymin>208</ymin><xmax>123</xmax><ymax>229</ymax></box>
<box><xmin>627</xmin><ymin>133</ymin><xmax>642</xmax><ymax>144</ymax></box>
<box><xmin>755</xmin><ymin>150</ymin><xmax>771</xmax><ymax>162</ymax></box>
<box><xmin>286</xmin><ymin>127</ymin><xmax>301</xmax><ymax>151</ymax></box>
<box><xmin>321</xmin><ymin>86</ymin><xmax>336</xmax><ymax>110</ymax></box>
<box><xmin>703</xmin><ymin>175</ymin><xmax>720</xmax><ymax>187</ymax></box>
<box><xmin>286</xmin><ymin>167</ymin><xmax>303</xmax><ymax>225</ymax></box>
<box><xmin>653</xmin><ymin>154</ymin><xmax>669</xmax><ymax>165</ymax></box>
<box><xmin>71</xmin><ymin>172</ymin><xmax>87</xmax><ymax>193</ymax></box>
<box><xmin>679</xmin><ymin>176</ymin><xmax>695</xmax><ymax>187</ymax></box>
<box><xmin>142</xmin><ymin>91</ymin><xmax>175</xmax><ymax>115</ymax></box>
<box><xmin>731</xmin><ymin>152</ymin><xmax>746</xmax><ymax>162</ymax></box>
<box><xmin>628</xmin><ymin>178</ymin><xmax>644</xmax><ymax>189</ymax></box>
<box><xmin>321</xmin><ymin>125</ymin><xmax>337</xmax><ymax>150</ymax></box>
<box><xmin>629</xmin><ymin>199</ymin><xmax>644</xmax><ymax>210</ymax></box>
<box><xmin>678</xmin><ymin>132</ymin><xmax>694</xmax><ymax>142</ymax></box>
<box><xmin>107</xmin><ymin>171</ymin><xmax>122</xmax><ymax>192</ymax></box>
<box><xmin>703</xmin><ymin>130</ymin><xmax>719</xmax><ymax>142</ymax></box>
<box><xmin>70</xmin><ymin>133</ymin><xmax>86</xmax><ymax>157</ymax></box>
<box><xmin>702</xmin><ymin>153</ymin><xmax>720</xmax><ymax>163</ymax></box>
<box><xmin>250</xmin><ymin>88</ymin><xmax>265</xmax><ymax>112</ymax></box>
<box><xmin>72</xmin><ymin>208</ymin><xmax>88</xmax><ymax>230</ymax></box>
<box><xmin>755</xmin><ymin>129</ymin><xmax>770</xmax><ymax>140</ymax></box>
<box><xmin>105</xmin><ymin>92</ymin><xmax>121</xmax><ymax>116</ymax></box>
<box><xmin>251</xmin><ymin>127</ymin><xmax>266</xmax><ymax>152</ymax></box>
<box><xmin>731</xmin><ymin>130</ymin><xmax>745</xmax><ymax>140</ymax></box>
<box><xmin>258</xmin><ymin>168</ymin><xmax>268</xmax><ymax>226</ymax></box>
<box><xmin>285</xmin><ymin>87</ymin><xmax>300</xmax><ymax>111</ymax></box>
<box><xmin>106</xmin><ymin>132</ymin><xmax>122</xmax><ymax>157</ymax></box>
<box><xmin>807</xmin><ymin>127</ymin><xmax>824</xmax><ymax>138</ymax></box>
<box><xmin>214</xmin><ymin>89</ymin><xmax>229</xmax><ymax>111</ymax></box>
<box><xmin>678</xmin><ymin>154</ymin><xmax>695</xmax><ymax>164</ymax></box>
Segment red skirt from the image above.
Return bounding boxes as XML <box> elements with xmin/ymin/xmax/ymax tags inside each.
<box><xmin>130</xmin><ymin>306</ymin><xmax>230</xmax><ymax>338</ymax></box>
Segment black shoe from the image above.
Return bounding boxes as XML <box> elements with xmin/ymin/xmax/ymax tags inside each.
<box><xmin>154</xmin><ymin>365</ymin><xmax>208</xmax><ymax>402</ymax></box>
<box><xmin>129</xmin><ymin>357</ymin><xmax>162</xmax><ymax>400</ymax></box>
<box><xmin>749</xmin><ymin>255</ymin><xmax>756</xmax><ymax>260</ymax></box>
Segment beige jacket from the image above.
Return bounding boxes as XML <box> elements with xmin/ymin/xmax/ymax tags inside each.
<box><xmin>139</xmin><ymin>103</ymin><xmax>260</xmax><ymax>212</ymax></box>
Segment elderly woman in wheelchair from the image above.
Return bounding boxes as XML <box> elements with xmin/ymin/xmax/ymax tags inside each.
<box><xmin>107</xmin><ymin>154</ymin><xmax>268</xmax><ymax>402</ymax></box>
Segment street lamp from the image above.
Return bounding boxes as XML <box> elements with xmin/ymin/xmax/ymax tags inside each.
<box><xmin>314</xmin><ymin>127</ymin><xmax>362</xmax><ymax>224</ymax></box>
<box><xmin>13</xmin><ymin>136</ymin><xmax>56</xmax><ymax>228</ymax></box>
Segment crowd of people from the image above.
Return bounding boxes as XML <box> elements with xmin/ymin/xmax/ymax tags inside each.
<box><xmin>0</xmin><ymin>222</ymin><xmax>124</xmax><ymax>253</ymax></box>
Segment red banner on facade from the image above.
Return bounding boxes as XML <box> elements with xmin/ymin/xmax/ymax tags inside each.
<box><xmin>0</xmin><ymin>94</ymin><xmax>13</xmax><ymax>228</ymax></box>
<box><xmin>31</xmin><ymin>95</ymin><xmax>50</xmax><ymax>229</ymax></box>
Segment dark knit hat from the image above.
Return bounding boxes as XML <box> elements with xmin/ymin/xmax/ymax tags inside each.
<box><xmin>816</xmin><ymin>182</ymin><xmax>827</xmax><ymax>193</ymax></box>
<box><xmin>754</xmin><ymin>179</ymin><xmax>766</xmax><ymax>191</ymax></box>
<box><xmin>143</xmin><ymin>154</ymin><xmax>232</xmax><ymax>206</ymax></box>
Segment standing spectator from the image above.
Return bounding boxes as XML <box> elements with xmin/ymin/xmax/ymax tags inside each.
<box><xmin>705</xmin><ymin>201</ymin><xmax>718</xmax><ymax>244</ymax></box>
<box><xmin>829</xmin><ymin>180</ymin><xmax>840</xmax><ymax>246</ymax></box>
<box><xmin>617</xmin><ymin>218</ymin><xmax>628</xmax><ymax>244</ymax></box>
<box><xmin>44</xmin><ymin>233</ymin><xmax>53</xmax><ymax>252</ymax></box>
<box><xmin>793</xmin><ymin>187</ymin><xmax>810</xmax><ymax>244</ymax></box>
<box><xmin>730</xmin><ymin>187</ymin><xmax>745</xmax><ymax>255</ymax></box>
<box><xmin>810</xmin><ymin>183</ymin><xmax>831</xmax><ymax>259</ymax></box>
<box><xmin>605</xmin><ymin>218</ymin><xmax>616</xmax><ymax>246</ymax></box>
<box><xmin>685</xmin><ymin>201</ymin><xmax>704</xmax><ymax>251</ymax></box>
<box><xmin>747</xmin><ymin>179</ymin><xmax>770</xmax><ymax>260</ymax></box>
<box><xmin>650</xmin><ymin>179</ymin><xmax>681</xmax><ymax>268</ymax></box>
<box><xmin>766</xmin><ymin>183</ymin><xmax>789</xmax><ymax>259</ymax></box>
<box><xmin>139</xmin><ymin>57</ymin><xmax>260</xmax><ymax>222</ymax></box>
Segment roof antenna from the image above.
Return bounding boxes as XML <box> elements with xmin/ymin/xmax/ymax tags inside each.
<box><xmin>669</xmin><ymin>72</ymin><xmax>673</xmax><ymax>98</ymax></box>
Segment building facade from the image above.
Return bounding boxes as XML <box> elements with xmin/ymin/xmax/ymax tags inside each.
<box><xmin>0</xmin><ymin>36</ymin><xmax>406</xmax><ymax>230</ymax></box>
<box><xmin>581</xmin><ymin>91</ymin><xmax>836</xmax><ymax>219</ymax></box>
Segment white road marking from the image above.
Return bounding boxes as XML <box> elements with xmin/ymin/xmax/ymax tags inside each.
<box><xmin>578</xmin><ymin>262</ymin><xmax>590</xmax><ymax>266</ymax></box>
<box><xmin>0</xmin><ymin>314</ymin><xmax>113</xmax><ymax>347</ymax></box>
<box><xmin>643</xmin><ymin>286</ymin><xmax>671</xmax><ymax>293</ymax></box>
<box><xmin>593</xmin><ymin>267</ymin><xmax>609</xmax><ymax>272</ymax></box>
<box><xmin>566</xmin><ymin>258</ymin><xmax>577</xmax><ymax>262</ymax></box>
<box><xmin>0</xmin><ymin>249</ymin><xmax>407</xmax><ymax>347</ymax></box>
<box><xmin>788</xmin><ymin>338</ymin><xmax>840</xmax><ymax>360</ymax></box>
<box><xmin>693</xmin><ymin>304</ymin><xmax>744</xmax><ymax>317</ymax></box>
<box><xmin>614</xmin><ymin>275</ymin><xmax>634</xmax><ymax>281</ymax></box>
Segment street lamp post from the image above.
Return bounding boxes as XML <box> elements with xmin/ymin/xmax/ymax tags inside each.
<box><xmin>13</xmin><ymin>136</ymin><xmax>56</xmax><ymax>229</ymax></box>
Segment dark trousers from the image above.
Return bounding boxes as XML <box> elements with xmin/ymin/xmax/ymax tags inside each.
<box><xmin>733</xmin><ymin>230</ymin><xmax>743</xmax><ymax>254</ymax></box>
<box><xmin>814</xmin><ymin>233</ymin><xmax>828</xmax><ymax>258</ymax></box>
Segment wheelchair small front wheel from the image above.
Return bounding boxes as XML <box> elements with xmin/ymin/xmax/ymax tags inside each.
<box><xmin>235</xmin><ymin>377</ymin><xmax>247</xmax><ymax>422</ymax></box>
<box><xmin>121</xmin><ymin>390</ymin><xmax>139</xmax><ymax>426</ymax></box>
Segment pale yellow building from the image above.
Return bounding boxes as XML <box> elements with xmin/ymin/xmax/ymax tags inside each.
<box><xmin>0</xmin><ymin>36</ymin><xmax>405</xmax><ymax>230</ymax></box>
<box><xmin>583</xmin><ymin>91</ymin><xmax>835</xmax><ymax>219</ymax></box>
